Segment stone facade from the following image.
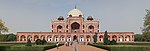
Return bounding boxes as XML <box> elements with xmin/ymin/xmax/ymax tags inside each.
<box><xmin>17</xmin><ymin>8</ymin><xmax>134</xmax><ymax>43</ymax></box>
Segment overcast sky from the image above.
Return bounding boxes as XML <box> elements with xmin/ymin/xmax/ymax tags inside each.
<box><xmin>0</xmin><ymin>0</ymin><xmax>150</xmax><ymax>34</ymax></box>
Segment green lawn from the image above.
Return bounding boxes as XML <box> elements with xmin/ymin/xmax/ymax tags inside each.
<box><xmin>0</xmin><ymin>43</ymin><xmax>64</xmax><ymax>51</ymax></box>
<box><xmin>88</xmin><ymin>43</ymin><xmax>150</xmax><ymax>51</ymax></box>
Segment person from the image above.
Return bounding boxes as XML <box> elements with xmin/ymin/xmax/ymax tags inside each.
<box><xmin>65</xmin><ymin>41</ymin><xmax>68</xmax><ymax>46</ymax></box>
<box><xmin>56</xmin><ymin>42</ymin><xmax>59</xmax><ymax>49</ymax></box>
<box><xmin>70</xmin><ymin>42</ymin><xmax>73</xmax><ymax>46</ymax></box>
<box><xmin>67</xmin><ymin>42</ymin><xmax>69</xmax><ymax>47</ymax></box>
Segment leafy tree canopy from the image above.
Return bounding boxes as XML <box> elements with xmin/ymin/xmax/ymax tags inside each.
<box><xmin>142</xmin><ymin>9</ymin><xmax>150</xmax><ymax>41</ymax></box>
<box><xmin>1</xmin><ymin>33</ymin><xmax>16</xmax><ymax>41</ymax></box>
<box><xmin>0</xmin><ymin>19</ymin><xmax>8</xmax><ymax>34</ymax></box>
<box><xmin>0</xmin><ymin>19</ymin><xmax>8</xmax><ymax>41</ymax></box>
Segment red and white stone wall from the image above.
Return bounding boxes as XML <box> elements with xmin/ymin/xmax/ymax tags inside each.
<box><xmin>17</xmin><ymin>32</ymin><xmax>134</xmax><ymax>43</ymax></box>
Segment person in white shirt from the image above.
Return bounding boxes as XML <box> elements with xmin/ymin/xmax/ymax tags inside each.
<box><xmin>56</xmin><ymin>42</ymin><xmax>59</xmax><ymax>49</ymax></box>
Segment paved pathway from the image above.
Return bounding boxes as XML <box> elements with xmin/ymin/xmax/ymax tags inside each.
<box><xmin>77</xmin><ymin>44</ymin><xmax>107</xmax><ymax>51</ymax></box>
<box><xmin>46</xmin><ymin>45</ymin><xmax>74</xmax><ymax>51</ymax></box>
<box><xmin>46</xmin><ymin>44</ymin><xmax>107</xmax><ymax>51</ymax></box>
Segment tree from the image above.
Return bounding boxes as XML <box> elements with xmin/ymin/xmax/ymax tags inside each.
<box><xmin>0</xmin><ymin>19</ymin><xmax>8</xmax><ymax>34</ymax></box>
<box><xmin>92</xmin><ymin>32</ymin><xmax>98</xmax><ymax>43</ymax></box>
<box><xmin>6</xmin><ymin>34</ymin><xmax>16</xmax><ymax>41</ymax></box>
<box><xmin>0</xmin><ymin>19</ymin><xmax>8</xmax><ymax>41</ymax></box>
<box><xmin>2</xmin><ymin>33</ymin><xmax>16</xmax><ymax>41</ymax></box>
<box><xmin>142</xmin><ymin>9</ymin><xmax>150</xmax><ymax>41</ymax></box>
<box><xmin>0</xmin><ymin>34</ymin><xmax>3</xmax><ymax>41</ymax></box>
<box><xmin>0</xmin><ymin>33</ymin><xmax>16</xmax><ymax>41</ymax></box>
<box><xmin>103</xmin><ymin>30</ymin><xmax>109</xmax><ymax>45</ymax></box>
<box><xmin>26</xmin><ymin>38</ymin><xmax>32</xmax><ymax>46</ymax></box>
<box><xmin>134</xmin><ymin>34</ymin><xmax>145</xmax><ymax>42</ymax></box>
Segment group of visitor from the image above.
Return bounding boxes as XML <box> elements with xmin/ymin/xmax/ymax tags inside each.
<box><xmin>56</xmin><ymin>40</ymin><xmax>77</xmax><ymax>49</ymax></box>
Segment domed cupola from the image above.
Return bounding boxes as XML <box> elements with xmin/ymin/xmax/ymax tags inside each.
<box><xmin>58</xmin><ymin>16</ymin><xmax>64</xmax><ymax>20</ymax></box>
<box><xmin>67</xmin><ymin>8</ymin><xmax>83</xmax><ymax>17</ymax></box>
<box><xmin>87</xmin><ymin>16</ymin><xmax>93</xmax><ymax>20</ymax></box>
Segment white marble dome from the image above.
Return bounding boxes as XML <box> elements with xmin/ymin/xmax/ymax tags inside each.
<box><xmin>67</xmin><ymin>8</ymin><xmax>83</xmax><ymax>17</ymax></box>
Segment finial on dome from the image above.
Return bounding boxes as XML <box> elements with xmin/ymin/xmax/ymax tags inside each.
<box><xmin>75</xmin><ymin>5</ymin><xmax>76</xmax><ymax>9</ymax></box>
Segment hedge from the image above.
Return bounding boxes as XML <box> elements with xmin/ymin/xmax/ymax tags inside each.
<box><xmin>97</xmin><ymin>42</ymin><xmax>150</xmax><ymax>46</ymax></box>
<box><xmin>88</xmin><ymin>43</ymin><xmax>150</xmax><ymax>51</ymax></box>
<box><xmin>44</xmin><ymin>43</ymin><xmax>64</xmax><ymax>50</ymax></box>
<box><xmin>0</xmin><ymin>43</ymin><xmax>64</xmax><ymax>51</ymax></box>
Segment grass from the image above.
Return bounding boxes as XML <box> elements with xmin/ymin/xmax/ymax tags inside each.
<box><xmin>88</xmin><ymin>43</ymin><xmax>150</xmax><ymax>51</ymax></box>
<box><xmin>0</xmin><ymin>42</ymin><xmax>64</xmax><ymax>51</ymax></box>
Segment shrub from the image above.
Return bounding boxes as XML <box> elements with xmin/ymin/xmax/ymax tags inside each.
<box><xmin>35</xmin><ymin>38</ymin><xmax>47</xmax><ymax>45</ymax></box>
<box><xmin>35</xmin><ymin>39</ymin><xmax>42</xmax><ymax>45</ymax></box>
<box><xmin>0</xmin><ymin>43</ymin><xmax>64</xmax><ymax>51</ymax></box>
<box><xmin>41</xmin><ymin>38</ymin><xmax>47</xmax><ymax>45</ymax></box>
<box><xmin>26</xmin><ymin>39</ymin><xmax>32</xmax><ymax>46</ymax></box>
<box><xmin>87</xmin><ymin>42</ymin><xmax>90</xmax><ymax>45</ymax></box>
<box><xmin>0</xmin><ymin>45</ymin><xmax>10</xmax><ymax>51</ymax></box>
<box><xmin>109</xmin><ymin>39</ymin><xmax>116</xmax><ymax>45</ymax></box>
<box><xmin>88</xmin><ymin>43</ymin><xmax>150</xmax><ymax>51</ymax></box>
<box><xmin>93</xmin><ymin>33</ymin><xmax>97</xmax><ymax>43</ymax></box>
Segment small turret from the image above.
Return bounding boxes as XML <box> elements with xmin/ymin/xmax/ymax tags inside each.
<box><xmin>87</xmin><ymin>16</ymin><xmax>93</xmax><ymax>20</ymax></box>
<box><xmin>58</xmin><ymin>16</ymin><xmax>64</xmax><ymax>20</ymax></box>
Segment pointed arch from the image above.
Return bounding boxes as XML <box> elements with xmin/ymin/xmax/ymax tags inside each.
<box><xmin>67</xmin><ymin>35</ymin><xmax>71</xmax><ymax>42</ymax></box>
<box><xmin>99</xmin><ymin>35</ymin><xmax>103</xmax><ymax>42</ymax></box>
<box><xmin>57</xmin><ymin>25</ymin><xmax>63</xmax><ymax>32</ymax></box>
<box><xmin>125</xmin><ymin>35</ymin><xmax>130</xmax><ymax>41</ymax></box>
<box><xmin>112</xmin><ymin>35</ymin><xmax>117</xmax><ymax>41</ymax></box>
<box><xmin>40</xmin><ymin>35</ymin><xmax>45</xmax><ymax>40</ymax></box>
<box><xmin>34</xmin><ymin>35</ymin><xmax>39</xmax><ymax>41</ymax></box>
<box><xmin>54</xmin><ymin>35</ymin><xmax>59</xmax><ymax>42</ymax></box>
<box><xmin>88</xmin><ymin>25</ymin><xmax>94</xmax><ymax>33</ymax></box>
<box><xmin>86</xmin><ymin>35</ymin><xmax>91</xmax><ymax>42</ymax></box>
<box><xmin>60</xmin><ymin>35</ymin><xmax>65</xmax><ymax>41</ymax></box>
<box><xmin>20</xmin><ymin>35</ymin><xmax>26</xmax><ymax>41</ymax></box>
<box><xmin>80</xmin><ymin>35</ymin><xmax>84</xmax><ymax>42</ymax></box>
<box><xmin>71</xmin><ymin>22</ymin><xmax>80</xmax><ymax>33</ymax></box>
<box><xmin>47</xmin><ymin>35</ymin><xmax>52</xmax><ymax>42</ymax></box>
<box><xmin>118</xmin><ymin>35</ymin><xmax>124</xmax><ymax>42</ymax></box>
<box><xmin>27</xmin><ymin>35</ymin><xmax>32</xmax><ymax>41</ymax></box>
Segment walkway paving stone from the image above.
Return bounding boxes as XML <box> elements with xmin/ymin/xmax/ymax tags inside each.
<box><xmin>46</xmin><ymin>45</ymin><xmax>73</xmax><ymax>51</ymax></box>
<box><xmin>77</xmin><ymin>44</ymin><xmax>107</xmax><ymax>51</ymax></box>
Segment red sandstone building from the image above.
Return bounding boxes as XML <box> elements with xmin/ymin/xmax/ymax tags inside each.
<box><xmin>17</xmin><ymin>8</ymin><xmax>134</xmax><ymax>43</ymax></box>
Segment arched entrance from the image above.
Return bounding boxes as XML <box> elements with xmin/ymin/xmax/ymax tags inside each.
<box><xmin>67</xmin><ymin>35</ymin><xmax>71</xmax><ymax>42</ymax></box>
<box><xmin>99</xmin><ymin>35</ymin><xmax>103</xmax><ymax>42</ymax></box>
<box><xmin>34</xmin><ymin>35</ymin><xmax>39</xmax><ymax>41</ymax></box>
<box><xmin>71</xmin><ymin>22</ymin><xmax>80</xmax><ymax>33</ymax></box>
<box><xmin>47</xmin><ymin>35</ymin><xmax>52</xmax><ymax>42</ymax></box>
<box><xmin>112</xmin><ymin>35</ymin><xmax>117</xmax><ymax>41</ymax></box>
<box><xmin>125</xmin><ymin>35</ymin><xmax>130</xmax><ymax>41</ymax></box>
<box><xmin>80</xmin><ymin>35</ymin><xmax>84</xmax><ymax>42</ymax></box>
<box><xmin>73</xmin><ymin>35</ymin><xmax>77</xmax><ymax>41</ymax></box>
<box><xmin>57</xmin><ymin>25</ymin><xmax>63</xmax><ymax>32</ymax></box>
<box><xmin>20</xmin><ymin>35</ymin><xmax>26</xmax><ymax>41</ymax></box>
<box><xmin>119</xmin><ymin>35</ymin><xmax>123</xmax><ymax>42</ymax></box>
<box><xmin>86</xmin><ymin>35</ymin><xmax>91</xmax><ymax>42</ymax></box>
<box><xmin>88</xmin><ymin>25</ymin><xmax>94</xmax><ymax>33</ymax></box>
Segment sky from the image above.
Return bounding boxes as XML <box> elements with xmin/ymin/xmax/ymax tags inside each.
<box><xmin>0</xmin><ymin>0</ymin><xmax>150</xmax><ymax>34</ymax></box>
